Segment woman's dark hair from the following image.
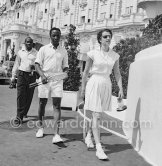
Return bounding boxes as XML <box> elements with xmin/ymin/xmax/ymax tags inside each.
<box><xmin>97</xmin><ymin>29</ymin><xmax>113</xmax><ymax>44</ymax></box>
<box><xmin>49</xmin><ymin>27</ymin><xmax>61</xmax><ymax>36</ymax></box>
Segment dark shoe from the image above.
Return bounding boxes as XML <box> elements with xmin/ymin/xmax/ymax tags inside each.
<box><xmin>14</xmin><ymin>118</ymin><xmax>20</xmax><ymax>125</ymax></box>
<box><xmin>117</xmin><ymin>105</ymin><xmax>127</xmax><ymax>112</ymax></box>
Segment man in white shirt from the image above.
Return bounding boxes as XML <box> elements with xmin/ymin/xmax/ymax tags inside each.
<box><xmin>35</xmin><ymin>27</ymin><xmax>68</xmax><ymax>143</ymax></box>
<box><xmin>11</xmin><ymin>37</ymin><xmax>37</xmax><ymax>124</ymax></box>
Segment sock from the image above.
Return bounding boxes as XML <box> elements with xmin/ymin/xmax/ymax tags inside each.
<box><xmin>96</xmin><ymin>143</ymin><xmax>102</xmax><ymax>150</ymax></box>
<box><xmin>87</xmin><ymin>131</ymin><xmax>92</xmax><ymax>138</ymax></box>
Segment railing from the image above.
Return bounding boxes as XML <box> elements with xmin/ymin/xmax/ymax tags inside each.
<box><xmin>61</xmin><ymin>20</ymin><xmax>116</xmax><ymax>35</ymax></box>
<box><xmin>1</xmin><ymin>23</ymin><xmax>49</xmax><ymax>36</ymax></box>
<box><xmin>117</xmin><ymin>13</ymin><xmax>144</xmax><ymax>26</ymax></box>
<box><xmin>21</xmin><ymin>0</ymin><xmax>39</xmax><ymax>7</ymax></box>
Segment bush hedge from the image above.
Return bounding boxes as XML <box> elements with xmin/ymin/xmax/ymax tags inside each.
<box><xmin>63</xmin><ymin>24</ymin><xmax>81</xmax><ymax>91</ymax></box>
<box><xmin>112</xmin><ymin>14</ymin><xmax>162</xmax><ymax>98</ymax></box>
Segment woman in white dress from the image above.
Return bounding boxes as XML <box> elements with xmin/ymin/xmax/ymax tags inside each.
<box><xmin>81</xmin><ymin>29</ymin><xmax>123</xmax><ymax>160</ymax></box>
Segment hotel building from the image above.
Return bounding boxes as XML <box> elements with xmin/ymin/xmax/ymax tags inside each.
<box><xmin>0</xmin><ymin>0</ymin><xmax>149</xmax><ymax>61</ymax></box>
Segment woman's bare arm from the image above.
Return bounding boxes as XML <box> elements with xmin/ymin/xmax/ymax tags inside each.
<box><xmin>81</xmin><ymin>56</ymin><xmax>93</xmax><ymax>98</ymax></box>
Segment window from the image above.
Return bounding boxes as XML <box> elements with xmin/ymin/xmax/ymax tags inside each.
<box><xmin>55</xmin><ymin>17</ymin><xmax>58</xmax><ymax>27</ymax></box>
<box><xmin>70</xmin><ymin>13</ymin><xmax>74</xmax><ymax>24</ymax></box>
<box><xmin>17</xmin><ymin>13</ymin><xmax>19</xmax><ymax>19</ymax></box>
<box><xmin>45</xmin><ymin>9</ymin><xmax>47</xmax><ymax>13</ymax></box>
<box><xmin>100</xmin><ymin>12</ymin><xmax>106</xmax><ymax>20</ymax></box>
<box><xmin>130</xmin><ymin>6</ymin><xmax>133</xmax><ymax>14</ymax></box>
<box><xmin>50</xmin><ymin>19</ymin><xmax>54</xmax><ymax>29</ymax></box>
<box><xmin>125</xmin><ymin>6</ymin><xmax>133</xmax><ymax>15</ymax></box>
<box><xmin>72</xmin><ymin>0</ymin><xmax>75</xmax><ymax>5</ymax></box>
<box><xmin>110</xmin><ymin>3</ymin><xmax>114</xmax><ymax>18</ymax></box>
<box><xmin>57</xmin><ymin>2</ymin><xmax>60</xmax><ymax>9</ymax></box>
<box><xmin>82</xmin><ymin>61</ymin><xmax>86</xmax><ymax>72</ymax></box>
<box><xmin>43</xmin><ymin>20</ymin><xmax>46</xmax><ymax>29</ymax></box>
<box><xmin>81</xmin><ymin>16</ymin><xmax>85</xmax><ymax>23</ymax></box>
<box><xmin>126</xmin><ymin>7</ymin><xmax>129</xmax><ymax>14</ymax></box>
<box><xmin>88</xmin><ymin>9</ymin><xmax>92</xmax><ymax>23</ymax></box>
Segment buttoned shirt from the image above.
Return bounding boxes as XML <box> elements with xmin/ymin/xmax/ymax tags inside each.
<box><xmin>12</xmin><ymin>47</ymin><xmax>37</xmax><ymax>78</ymax></box>
<box><xmin>87</xmin><ymin>49</ymin><xmax>119</xmax><ymax>76</ymax></box>
<box><xmin>35</xmin><ymin>43</ymin><xmax>68</xmax><ymax>76</ymax></box>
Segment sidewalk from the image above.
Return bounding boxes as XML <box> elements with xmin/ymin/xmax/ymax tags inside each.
<box><xmin>0</xmin><ymin>85</ymin><xmax>152</xmax><ymax>166</ymax></box>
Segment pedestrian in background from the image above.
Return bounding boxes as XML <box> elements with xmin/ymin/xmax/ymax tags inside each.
<box><xmin>11</xmin><ymin>37</ymin><xmax>37</xmax><ymax>124</ymax></box>
<box><xmin>35</xmin><ymin>27</ymin><xmax>68</xmax><ymax>143</ymax></box>
<box><xmin>81</xmin><ymin>29</ymin><xmax>123</xmax><ymax>160</ymax></box>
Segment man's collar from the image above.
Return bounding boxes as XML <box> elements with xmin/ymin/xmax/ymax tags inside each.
<box><xmin>49</xmin><ymin>43</ymin><xmax>60</xmax><ymax>49</ymax></box>
<box><xmin>22</xmin><ymin>46</ymin><xmax>35</xmax><ymax>52</ymax></box>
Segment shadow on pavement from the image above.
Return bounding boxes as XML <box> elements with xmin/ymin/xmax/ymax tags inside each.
<box><xmin>0</xmin><ymin>120</ymin><xmax>36</xmax><ymax>132</ymax></box>
<box><xmin>53</xmin><ymin>142</ymin><xmax>68</xmax><ymax>148</ymax></box>
<box><xmin>62</xmin><ymin>133</ymin><xmax>83</xmax><ymax>143</ymax></box>
<box><xmin>27</xmin><ymin>115</ymin><xmax>75</xmax><ymax>121</ymax></box>
<box><xmin>103</xmin><ymin>143</ymin><xmax>133</xmax><ymax>155</ymax></box>
<box><xmin>0</xmin><ymin>115</ymin><xmax>76</xmax><ymax>132</ymax></box>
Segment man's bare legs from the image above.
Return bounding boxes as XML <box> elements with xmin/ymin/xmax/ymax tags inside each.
<box><xmin>52</xmin><ymin>97</ymin><xmax>63</xmax><ymax>143</ymax></box>
<box><xmin>52</xmin><ymin>97</ymin><xmax>61</xmax><ymax>135</ymax></box>
<box><xmin>38</xmin><ymin>98</ymin><xmax>48</xmax><ymax>127</ymax></box>
<box><xmin>36</xmin><ymin>98</ymin><xmax>47</xmax><ymax>138</ymax></box>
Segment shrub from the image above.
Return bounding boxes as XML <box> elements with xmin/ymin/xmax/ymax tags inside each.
<box><xmin>112</xmin><ymin>14</ymin><xmax>162</xmax><ymax>98</ymax></box>
<box><xmin>63</xmin><ymin>24</ymin><xmax>81</xmax><ymax>91</ymax></box>
<box><xmin>112</xmin><ymin>38</ymin><xmax>140</xmax><ymax>98</ymax></box>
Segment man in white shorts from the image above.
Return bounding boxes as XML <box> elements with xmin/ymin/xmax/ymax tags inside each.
<box><xmin>35</xmin><ymin>27</ymin><xmax>68</xmax><ymax>143</ymax></box>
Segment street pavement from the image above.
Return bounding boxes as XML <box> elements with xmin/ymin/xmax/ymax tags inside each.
<box><xmin>0</xmin><ymin>85</ymin><xmax>152</xmax><ymax>166</ymax></box>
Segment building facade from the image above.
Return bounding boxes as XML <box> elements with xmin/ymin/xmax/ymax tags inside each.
<box><xmin>0</xmin><ymin>0</ymin><xmax>146</xmax><ymax>61</ymax></box>
<box><xmin>138</xmin><ymin>0</ymin><xmax>162</xmax><ymax>25</ymax></box>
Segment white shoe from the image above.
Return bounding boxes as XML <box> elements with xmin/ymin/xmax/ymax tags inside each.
<box><xmin>85</xmin><ymin>135</ymin><xmax>94</xmax><ymax>148</ymax></box>
<box><xmin>36</xmin><ymin>128</ymin><xmax>44</xmax><ymax>138</ymax></box>
<box><xmin>52</xmin><ymin>134</ymin><xmax>63</xmax><ymax>144</ymax></box>
<box><xmin>96</xmin><ymin>145</ymin><xmax>108</xmax><ymax>160</ymax></box>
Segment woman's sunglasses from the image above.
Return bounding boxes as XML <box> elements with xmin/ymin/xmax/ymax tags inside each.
<box><xmin>102</xmin><ymin>35</ymin><xmax>111</xmax><ymax>39</ymax></box>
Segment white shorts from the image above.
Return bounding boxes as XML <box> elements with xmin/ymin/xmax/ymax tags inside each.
<box><xmin>38</xmin><ymin>80</ymin><xmax>63</xmax><ymax>98</ymax></box>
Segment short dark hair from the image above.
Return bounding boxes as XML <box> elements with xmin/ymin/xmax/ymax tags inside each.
<box><xmin>49</xmin><ymin>27</ymin><xmax>61</xmax><ymax>36</ymax></box>
<box><xmin>25</xmin><ymin>37</ymin><xmax>33</xmax><ymax>43</ymax></box>
<box><xmin>97</xmin><ymin>29</ymin><xmax>113</xmax><ymax>45</ymax></box>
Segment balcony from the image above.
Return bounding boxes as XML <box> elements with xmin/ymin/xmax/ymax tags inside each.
<box><xmin>2</xmin><ymin>24</ymin><xmax>30</xmax><ymax>34</ymax></box>
<box><xmin>117</xmin><ymin>13</ymin><xmax>144</xmax><ymax>26</ymax></box>
<box><xmin>138</xmin><ymin>0</ymin><xmax>162</xmax><ymax>18</ymax></box>
<box><xmin>1</xmin><ymin>23</ymin><xmax>49</xmax><ymax>37</ymax></box>
<box><xmin>61</xmin><ymin>20</ymin><xmax>116</xmax><ymax>35</ymax></box>
<box><xmin>93</xmin><ymin>19</ymin><xmax>115</xmax><ymax>29</ymax></box>
<box><xmin>21</xmin><ymin>0</ymin><xmax>39</xmax><ymax>7</ymax></box>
